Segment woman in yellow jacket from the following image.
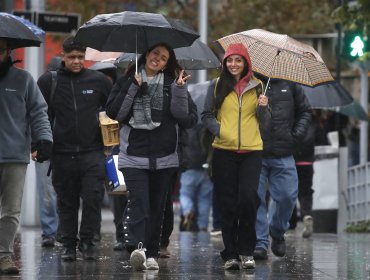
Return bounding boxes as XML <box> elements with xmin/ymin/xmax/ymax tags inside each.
<box><xmin>202</xmin><ymin>43</ymin><xmax>270</xmax><ymax>270</ymax></box>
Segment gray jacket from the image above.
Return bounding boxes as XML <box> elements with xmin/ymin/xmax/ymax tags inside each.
<box><xmin>0</xmin><ymin>66</ymin><xmax>52</xmax><ymax>163</ymax></box>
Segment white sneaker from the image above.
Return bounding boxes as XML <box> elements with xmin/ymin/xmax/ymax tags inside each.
<box><xmin>240</xmin><ymin>255</ymin><xmax>255</xmax><ymax>269</ymax></box>
<box><xmin>224</xmin><ymin>259</ymin><xmax>240</xmax><ymax>270</ymax></box>
<box><xmin>302</xmin><ymin>215</ymin><xmax>313</xmax><ymax>238</ymax></box>
<box><xmin>146</xmin><ymin>257</ymin><xmax>159</xmax><ymax>270</ymax></box>
<box><xmin>130</xmin><ymin>242</ymin><xmax>146</xmax><ymax>271</ymax></box>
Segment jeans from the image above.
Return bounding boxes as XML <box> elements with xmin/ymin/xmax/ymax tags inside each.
<box><xmin>179</xmin><ymin>169</ymin><xmax>213</xmax><ymax>230</ymax></box>
<box><xmin>0</xmin><ymin>163</ymin><xmax>27</xmax><ymax>256</ymax></box>
<box><xmin>255</xmin><ymin>156</ymin><xmax>298</xmax><ymax>250</ymax></box>
<box><xmin>35</xmin><ymin>160</ymin><xmax>58</xmax><ymax>238</ymax></box>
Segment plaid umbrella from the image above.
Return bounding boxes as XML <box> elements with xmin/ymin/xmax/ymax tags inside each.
<box><xmin>217</xmin><ymin>29</ymin><xmax>334</xmax><ymax>87</ymax></box>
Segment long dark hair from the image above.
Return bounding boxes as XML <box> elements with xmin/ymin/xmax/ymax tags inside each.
<box><xmin>127</xmin><ymin>43</ymin><xmax>182</xmax><ymax>79</ymax></box>
<box><xmin>214</xmin><ymin>56</ymin><xmax>249</xmax><ymax>110</ymax></box>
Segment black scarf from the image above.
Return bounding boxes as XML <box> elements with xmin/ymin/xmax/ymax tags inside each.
<box><xmin>0</xmin><ymin>57</ymin><xmax>15</xmax><ymax>78</ymax></box>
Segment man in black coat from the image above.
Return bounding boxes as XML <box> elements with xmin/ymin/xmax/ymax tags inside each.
<box><xmin>37</xmin><ymin>36</ymin><xmax>112</xmax><ymax>261</ymax></box>
<box><xmin>254</xmin><ymin>77</ymin><xmax>311</xmax><ymax>260</ymax></box>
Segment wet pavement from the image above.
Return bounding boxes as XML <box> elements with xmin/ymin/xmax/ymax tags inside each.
<box><xmin>4</xmin><ymin>208</ymin><xmax>370</xmax><ymax>280</ymax></box>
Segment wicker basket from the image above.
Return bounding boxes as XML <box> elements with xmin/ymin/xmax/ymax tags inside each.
<box><xmin>99</xmin><ymin>112</ymin><xmax>119</xmax><ymax>146</ymax></box>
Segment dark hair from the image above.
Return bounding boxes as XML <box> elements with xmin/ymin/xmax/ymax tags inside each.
<box><xmin>127</xmin><ymin>42</ymin><xmax>182</xmax><ymax>79</ymax></box>
<box><xmin>62</xmin><ymin>36</ymin><xmax>86</xmax><ymax>53</ymax></box>
<box><xmin>214</xmin><ymin>56</ymin><xmax>249</xmax><ymax>110</ymax></box>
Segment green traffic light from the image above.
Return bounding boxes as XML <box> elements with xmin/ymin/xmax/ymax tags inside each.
<box><xmin>350</xmin><ymin>36</ymin><xmax>364</xmax><ymax>57</ymax></box>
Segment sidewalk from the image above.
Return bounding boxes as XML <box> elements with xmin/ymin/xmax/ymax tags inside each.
<box><xmin>4</xmin><ymin>208</ymin><xmax>370</xmax><ymax>280</ymax></box>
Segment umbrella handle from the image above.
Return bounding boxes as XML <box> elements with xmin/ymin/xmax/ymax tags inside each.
<box><xmin>263</xmin><ymin>76</ymin><xmax>271</xmax><ymax>96</ymax></box>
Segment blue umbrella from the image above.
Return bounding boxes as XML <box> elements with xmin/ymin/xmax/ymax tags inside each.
<box><xmin>0</xmin><ymin>12</ymin><xmax>45</xmax><ymax>40</ymax></box>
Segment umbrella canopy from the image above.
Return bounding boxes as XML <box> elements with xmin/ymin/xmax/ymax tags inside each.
<box><xmin>85</xmin><ymin>47</ymin><xmax>121</xmax><ymax>62</ymax></box>
<box><xmin>174</xmin><ymin>39</ymin><xmax>220</xmax><ymax>70</ymax></box>
<box><xmin>114</xmin><ymin>39</ymin><xmax>221</xmax><ymax>70</ymax></box>
<box><xmin>217</xmin><ymin>29</ymin><xmax>334</xmax><ymax>87</ymax></box>
<box><xmin>329</xmin><ymin>101</ymin><xmax>368</xmax><ymax>122</ymax></box>
<box><xmin>302</xmin><ymin>82</ymin><xmax>353</xmax><ymax>109</ymax></box>
<box><xmin>0</xmin><ymin>13</ymin><xmax>45</xmax><ymax>40</ymax></box>
<box><xmin>74</xmin><ymin>11</ymin><xmax>199</xmax><ymax>53</ymax></box>
<box><xmin>0</xmin><ymin>12</ymin><xmax>42</xmax><ymax>49</ymax></box>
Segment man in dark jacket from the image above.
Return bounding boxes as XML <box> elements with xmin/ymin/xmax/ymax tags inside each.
<box><xmin>37</xmin><ymin>36</ymin><xmax>112</xmax><ymax>261</ymax></box>
<box><xmin>254</xmin><ymin>78</ymin><xmax>311</xmax><ymax>260</ymax></box>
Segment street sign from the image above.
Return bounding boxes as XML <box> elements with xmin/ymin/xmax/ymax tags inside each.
<box><xmin>37</xmin><ymin>12</ymin><xmax>80</xmax><ymax>34</ymax></box>
<box><xmin>13</xmin><ymin>10</ymin><xmax>34</xmax><ymax>23</ymax></box>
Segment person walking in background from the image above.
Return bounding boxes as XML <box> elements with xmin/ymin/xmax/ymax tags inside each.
<box><xmin>202</xmin><ymin>43</ymin><xmax>270</xmax><ymax>270</ymax></box>
<box><xmin>253</xmin><ymin>76</ymin><xmax>311</xmax><ymax>260</ymax></box>
<box><xmin>105</xmin><ymin>42</ymin><xmax>197</xmax><ymax>271</ymax></box>
<box><xmin>37</xmin><ymin>36</ymin><xmax>112</xmax><ymax>262</ymax></box>
<box><xmin>291</xmin><ymin>110</ymin><xmax>327</xmax><ymax>238</ymax></box>
<box><xmin>34</xmin><ymin>56</ymin><xmax>62</xmax><ymax>248</ymax></box>
<box><xmin>0</xmin><ymin>38</ymin><xmax>52</xmax><ymax>274</ymax></box>
<box><xmin>178</xmin><ymin>82</ymin><xmax>214</xmax><ymax>233</ymax></box>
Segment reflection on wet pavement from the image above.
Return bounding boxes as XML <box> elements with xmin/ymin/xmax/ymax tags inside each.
<box><xmin>3</xmin><ymin>211</ymin><xmax>370</xmax><ymax>279</ymax></box>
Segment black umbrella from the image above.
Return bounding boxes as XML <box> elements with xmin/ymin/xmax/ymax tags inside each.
<box><xmin>75</xmin><ymin>11</ymin><xmax>199</xmax><ymax>53</ymax></box>
<box><xmin>0</xmin><ymin>12</ymin><xmax>42</xmax><ymax>49</ymax></box>
<box><xmin>302</xmin><ymin>82</ymin><xmax>354</xmax><ymax>109</ymax></box>
<box><xmin>114</xmin><ymin>39</ymin><xmax>221</xmax><ymax>70</ymax></box>
<box><xmin>328</xmin><ymin>101</ymin><xmax>368</xmax><ymax>121</ymax></box>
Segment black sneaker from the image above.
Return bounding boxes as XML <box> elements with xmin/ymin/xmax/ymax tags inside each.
<box><xmin>42</xmin><ymin>236</ymin><xmax>55</xmax><ymax>247</ymax></box>
<box><xmin>79</xmin><ymin>244</ymin><xmax>97</xmax><ymax>261</ymax></box>
<box><xmin>270</xmin><ymin>231</ymin><xmax>286</xmax><ymax>257</ymax></box>
<box><xmin>61</xmin><ymin>247</ymin><xmax>76</xmax><ymax>262</ymax></box>
<box><xmin>253</xmin><ymin>247</ymin><xmax>268</xmax><ymax>260</ymax></box>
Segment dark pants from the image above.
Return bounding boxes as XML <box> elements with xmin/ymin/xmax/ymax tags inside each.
<box><xmin>121</xmin><ymin>167</ymin><xmax>176</xmax><ymax>258</ymax></box>
<box><xmin>160</xmin><ymin>172</ymin><xmax>178</xmax><ymax>248</ymax></box>
<box><xmin>109</xmin><ymin>195</ymin><xmax>128</xmax><ymax>241</ymax></box>
<box><xmin>212</xmin><ymin>186</ymin><xmax>222</xmax><ymax>230</ymax></box>
<box><xmin>212</xmin><ymin>149</ymin><xmax>262</xmax><ymax>261</ymax></box>
<box><xmin>52</xmin><ymin>151</ymin><xmax>106</xmax><ymax>248</ymax></box>
<box><xmin>289</xmin><ymin>164</ymin><xmax>314</xmax><ymax>228</ymax></box>
<box><xmin>297</xmin><ymin>165</ymin><xmax>314</xmax><ymax>218</ymax></box>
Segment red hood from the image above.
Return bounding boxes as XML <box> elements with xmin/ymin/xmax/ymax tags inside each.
<box><xmin>223</xmin><ymin>43</ymin><xmax>252</xmax><ymax>96</ymax></box>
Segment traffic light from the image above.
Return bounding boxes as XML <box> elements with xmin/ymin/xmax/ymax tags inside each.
<box><xmin>342</xmin><ymin>29</ymin><xmax>368</xmax><ymax>61</ymax></box>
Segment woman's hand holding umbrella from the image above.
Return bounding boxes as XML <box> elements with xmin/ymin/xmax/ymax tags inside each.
<box><xmin>176</xmin><ymin>70</ymin><xmax>191</xmax><ymax>86</ymax></box>
<box><xmin>134</xmin><ymin>72</ymin><xmax>142</xmax><ymax>86</ymax></box>
<box><xmin>258</xmin><ymin>95</ymin><xmax>269</xmax><ymax>107</ymax></box>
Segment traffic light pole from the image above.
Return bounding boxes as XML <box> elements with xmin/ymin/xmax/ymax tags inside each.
<box><xmin>359</xmin><ymin>61</ymin><xmax>369</xmax><ymax>164</ymax></box>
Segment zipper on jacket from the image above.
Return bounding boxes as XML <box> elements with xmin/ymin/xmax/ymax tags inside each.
<box><xmin>70</xmin><ymin>78</ymin><xmax>80</xmax><ymax>153</ymax></box>
<box><xmin>238</xmin><ymin>95</ymin><xmax>242</xmax><ymax>150</ymax></box>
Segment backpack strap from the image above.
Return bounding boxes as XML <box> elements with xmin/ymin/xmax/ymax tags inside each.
<box><xmin>212</xmin><ymin>77</ymin><xmax>220</xmax><ymax>117</ymax></box>
<box><xmin>49</xmin><ymin>71</ymin><xmax>58</xmax><ymax>129</ymax></box>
